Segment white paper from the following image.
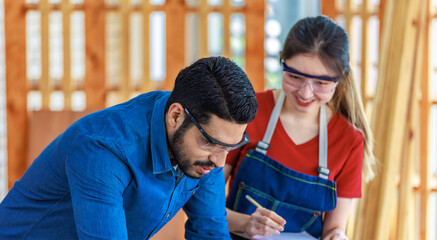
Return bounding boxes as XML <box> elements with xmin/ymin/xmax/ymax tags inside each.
<box><xmin>251</xmin><ymin>231</ymin><xmax>317</xmax><ymax>240</ymax></box>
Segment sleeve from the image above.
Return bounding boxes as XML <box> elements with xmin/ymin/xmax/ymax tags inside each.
<box><xmin>334</xmin><ymin>133</ymin><xmax>364</xmax><ymax>198</ymax></box>
<box><xmin>183</xmin><ymin>168</ymin><xmax>231</xmax><ymax>240</ymax></box>
<box><xmin>65</xmin><ymin>134</ymin><xmax>132</xmax><ymax>239</ymax></box>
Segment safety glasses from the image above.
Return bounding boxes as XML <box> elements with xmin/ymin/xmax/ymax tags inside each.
<box><xmin>183</xmin><ymin>107</ymin><xmax>250</xmax><ymax>153</ymax></box>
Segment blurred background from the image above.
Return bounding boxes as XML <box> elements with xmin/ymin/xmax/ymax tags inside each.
<box><xmin>0</xmin><ymin>0</ymin><xmax>436</xmax><ymax>239</ymax></box>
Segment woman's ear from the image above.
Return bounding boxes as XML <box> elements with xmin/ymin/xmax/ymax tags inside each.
<box><xmin>166</xmin><ymin>103</ymin><xmax>185</xmax><ymax>131</ymax></box>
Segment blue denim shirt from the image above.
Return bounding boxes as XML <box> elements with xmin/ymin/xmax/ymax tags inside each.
<box><xmin>0</xmin><ymin>91</ymin><xmax>231</xmax><ymax>240</ymax></box>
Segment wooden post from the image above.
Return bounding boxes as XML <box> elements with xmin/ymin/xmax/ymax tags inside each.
<box><xmin>163</xmin><ymin>0</ymin><xmax>185</xmax><ymax>91</ymax></box>
<box><xmin>62</xmin><ymin>0</ymin><xmax>72</xmax><ymax>109</ymax></box>
<box><xmin>343</xmin><ymin>0</ymin><xmax>355</xmax><ymax>71</ymax></box>
<box><xmin>353</xmin><ymin>0</ymin><xmax>422</xmax><ymax>239</ymax></box>
<box><xmin>360</xmin><ymin>0</ymin><xmax>370</xmax><ymax>108</ymax></box>
<box><xmin>120</xmin><ymin>0</ymin><xmax>130</xmax><ymax>101</ymax></box>
<box><xmin>396</xmin><ymin>3</ymin><xmax>426</xmax><ymax>237</ymax></box>
<box><xmin>245</xmin><ymin>0</ymin><xmax>264</xmax><ymax>91</ymax></box>
<box><xmin>419</xmin><ymin>1</ymin><xmax>431</xmax><ymax>239</ymax></box>
<box><xmin>199</xmin><ymin>1</ymin><xmax>208</xmax><ymax>58</ymax></box>
<box><xmin>223</xmin><ymin>0</ymin><xmax>231</xmax><ymax>58</ymax></box>
<box><xmin>141</xmin><ymin>0</ymin><xmax>152</xmax><ymax>93</ymax></box>
<box><xmin>321</xmin><ymin>0</ymin><xmax>339</xmax><ymax>22</ymax></box>
<box><xmin>84</xmin><ymin>0</ymin><xmax>106</xmax><ymax>109</ymax></box>
<box><xmin>40</xmin><ymin>0</ymin><xmax>50</xmax><ymax>109</ymax></box>
<box><xmin>4</xmin><ymin>0</ymin><xmax>28</xmax><ymax>188</ymax></box>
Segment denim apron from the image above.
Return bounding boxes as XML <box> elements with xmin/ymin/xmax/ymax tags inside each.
<box><xmin>226</xmin><ymin>91</ymin><xmax>337</xmax><ymax>238</ymax></box>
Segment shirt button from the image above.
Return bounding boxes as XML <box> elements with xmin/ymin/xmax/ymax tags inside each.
<box><xmin>166</xmin><ymin>214</ymin><xmax>170</xmax><ymax>218</ymax></box>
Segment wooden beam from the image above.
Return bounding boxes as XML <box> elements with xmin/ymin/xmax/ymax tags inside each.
<box><xmin>419</xmin><ymin>1</ymin><xmax>432</xmax><ymax>239</ymax></box>
<box><xmin>120</xmin><ymin>0</ymin><xmax>130</xmax><ymax>102</ymax></box>
<box><xmin>84</xmin><ymin>0</ymin><xmax>106</xmax><ymax>109</ymax></box>
<box><xmin>223</xmin><ymin>0</ymin><xmax>231</xmax><ymax>58</ymax></box>
<box><xmin>360</xmin><ymin>0</ymin><xmax>370</xmax><ymax>108</ymax></box>
<box><xmin>199</xmin><ymin>0</ymin><xmax>208</xmax><ymax>58</ymax></box>
<box><xmin>354</xmin><ymin>0</ymin><xmax>423</xmax><ymax>239</ymax></box>
<box><xmin>245</xmin><ymin>0</ymin><xmax>264</xmax><ymax>91</ymax></box>
<box><xmin>5</xmin><ymin>0</ymin><xmax>28</xmax><ymax>188</ymax></box>
<box><xmin>396</xmin><ymin>2</ymin><xmax>426</xmax><ymax>237</ymax></box>
<box><xmin>62</xmin><ymin>0</ymin><xmax>72</xmax><ymax>109</ymax></box>
<box><xmin>141</xmin><ymin>0</ymin><xmax>152</xmax><ymax>92</ymax></box>
<box><xmin>163</xmin><ymin>0</ymin><xmax>185</xmax><ymax>91</ymax></box>
<box><xmin>40</xmin><ymin>0</ymin><xmax>50</xmax><ymax>109</ymax></box>
<box><xmin>321</xmin><ymin>0</ymin><xmax>339</xmax><ymax>22</ymax></box>
<box><xmin>343</xmin><ymin>0</ymin><xmax>355</xmax><ymax>70</ymax></box>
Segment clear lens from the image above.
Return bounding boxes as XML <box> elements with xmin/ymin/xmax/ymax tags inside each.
<box><xmin>284</xmin><ymin>74</ymin><xmax>336</xmax><ymax>93</ymax></box>
<box><xmin>196</xmin><ymin>133</ymin><xmax>235</xmax><ymax>152</ymax></box>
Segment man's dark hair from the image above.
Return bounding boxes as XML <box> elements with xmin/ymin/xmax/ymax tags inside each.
<box><xmin>165</xmin><ymin>56</ymin><xmax>258</xmax><ymax>126</ymax></box>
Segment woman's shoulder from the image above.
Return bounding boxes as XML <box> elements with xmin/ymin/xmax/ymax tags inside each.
<box><xmin>330</xmin><ymin>113</ymin><xmax>364</xmax><ymax>143</ymax></box>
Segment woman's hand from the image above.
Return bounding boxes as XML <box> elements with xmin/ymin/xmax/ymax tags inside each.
<box><xmin>322</xmin><ymin>228</ymin><xmax>349</xmax><ymax>240</ymax></box>
<box><xmin>244</xmin><ymin>207</ymin><xmax>286</xmax><ymax>237</ymax></box>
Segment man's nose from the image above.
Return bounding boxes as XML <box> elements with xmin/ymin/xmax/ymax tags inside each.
<box><xmin>208</xmin><ymin>150</ymin><xmax>228</xmax><ymax>168</ymax></box>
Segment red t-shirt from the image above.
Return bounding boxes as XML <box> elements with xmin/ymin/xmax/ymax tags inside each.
<box><xmin>226</xmin><ymin>90</ymin><xmax>364</xmax><ymax>198</ymax></box>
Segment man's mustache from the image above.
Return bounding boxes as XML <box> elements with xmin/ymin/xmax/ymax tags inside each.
<box><xmin>194</xmin><ymin>160</ymin><xmax>216</xmax><ymax>168</ymax></box>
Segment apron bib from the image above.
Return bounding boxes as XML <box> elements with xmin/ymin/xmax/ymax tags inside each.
<box><xmin>226</xmin><ymin>91</ymin><xmax>337</xmax><ymax>238</ymax></box>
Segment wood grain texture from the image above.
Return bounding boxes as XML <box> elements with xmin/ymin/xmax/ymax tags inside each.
<box><xmin>5</xmin><ymin>0</ymin><xmax>28</xmax><ymax>189</ymax></box>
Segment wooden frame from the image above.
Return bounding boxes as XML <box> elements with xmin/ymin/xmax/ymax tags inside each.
<box><xmin>4</xmin><ymin>0</ymin><xmax>265</xmax><ymax>194</ymax></box>
<box><xmin>321</xmin><ymin>0</ymin><xmax>435</xmax><ymax>239</ymax></box>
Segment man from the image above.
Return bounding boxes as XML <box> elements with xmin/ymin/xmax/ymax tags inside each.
<box><xmin>0</xmin><ymin>57</ymin><xmax>258</xmax><ymax>239</ymax></box>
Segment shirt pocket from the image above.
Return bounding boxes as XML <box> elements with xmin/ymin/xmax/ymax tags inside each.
<box><xmin>232</xmin><ymin>181</ymin><xmax>321</xmax><ymax>233</ymax></box>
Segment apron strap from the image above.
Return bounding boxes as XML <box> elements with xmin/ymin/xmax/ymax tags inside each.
<box><xmin>256</xmin><ymin>90</ymin><xmax>330</xmax><ymax>179</ymax></box>
<box><xmin>318</xmin><ymin>104</ymin><xmax>330</xmax><ymax>179</ymax></box>
<box><xmin>255</xmin><ymin>91</ymin><xmax>285</xmax><ymax>154</ymax></box>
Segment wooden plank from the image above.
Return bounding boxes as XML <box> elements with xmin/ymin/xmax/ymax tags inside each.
<box><xmin>419</xmin><ymin>1</ymin><xmax>432</xmax><ymax>239</ymax></box>
<box><xmin>120</xmin><ymin>0</ymin><xmax>130</xmax><ymax>101</ymax></box>
<box><xmin>4</xmin><ymin>0</ymin><xmax>28</xmax><ymax>188</ymax></box>
<box><xmin>354</xmin><ymin>0</ymin><xmax>422</xmax><ymax>239</ymax></box>
<box><xmin>199</xmin><ymin>0</ymin><xmax>208</xmax><ymax>58</ymax></box>
<box><xmin>141</xmin><ymin>0</ymin><xmax>152</xmax><ymax>92</ymax></box>
<box><xmin>245</xmin><ymin>0</ymin><xmax>264</xmax><ymax>91</ymax></box>
<box><xmin>84</xmin><ymin>0</ymin><xmax>106</xmax><ymax>109</ymax></box>
<box><xmin>62</xmin><ymin>0</ymin><xmax>72</xmax><ymax>109</ymax></box>
<box><xmin>223</xmin><ymin>0</ymin><xmax>231</xmax><ymax>58</ymax></box>
<box><xmin>40</xmin><ymin>0</ymin><xmax>50</xmax><ymax>109</ymax></box>
<box><xmin>27</xmin><ymin>110</ymin><xmax>95</xmax><ymax>166</ymax></box>
<box><xmin>379</xmin><ymin>0</ymin><xmax>386</xmax><ymax>42</ymax></box>
<box><xmin>344</xmin><ymin>0</ymin><xmax>355</xmax><ymax>71</ymax></box>
<box><xmin>321</xmin><ymin>0</ymin><xmax>339</xmax><ymax>21</ymax></box>
<box><xmin>360</xmin><ymin>0</ymin><xmax>370</xmax><ymax>108</ymax></box>
<box><xmin>396</xmin><ymin>2</ymin><xmax>425</xmax><ymax>237</ymax></box>
<box><xmin>163</xmin><ymin>0</ymin><xmax>185</xmax><ymax>91</ymax></box>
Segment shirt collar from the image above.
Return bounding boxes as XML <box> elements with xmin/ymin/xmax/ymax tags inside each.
<box><xmin>150</xmin><ymin>91</ymin><xmax>174</xmax><ymax>174</ymax></box>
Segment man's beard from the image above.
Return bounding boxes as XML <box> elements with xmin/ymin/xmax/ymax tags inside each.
<box><xmin>169</xmin><ymin>125</ymin><xmax>216</xmax><ymax>179</ymax></box>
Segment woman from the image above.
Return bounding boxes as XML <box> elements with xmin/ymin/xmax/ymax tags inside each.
<box><xmin>224</xmin><ymin>15</ymin><xmax>376</xmax><ymax>240</ymax></box>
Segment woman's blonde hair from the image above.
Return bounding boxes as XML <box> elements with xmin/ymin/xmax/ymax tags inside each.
<box><xmin>280</xmin><ymin>15</ymin><xmax>377</xmax><ymax>181</ymax></box>
<box><xmin>331</xmin><ymin>71</ymin><xmax>377</xmax><ymax>181</ymax></box>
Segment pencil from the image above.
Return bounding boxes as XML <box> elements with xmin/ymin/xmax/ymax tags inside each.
<box><xmin>245</xmin><ymin>194</ymin><xmax>262</xmax><ymax>208</ymax></box>
<box><xmin>245</xmin><ymin>194</ymin><xmax>285</xmax><ymax>228</ymax></box>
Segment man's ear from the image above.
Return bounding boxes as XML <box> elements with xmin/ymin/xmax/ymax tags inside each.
<box><xmin>166</xmin><ymin>103</ymin><xmax>185</xmax><ymax>131</ymax></box>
